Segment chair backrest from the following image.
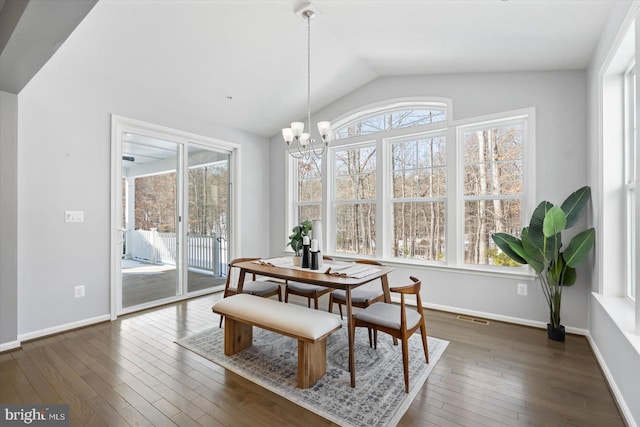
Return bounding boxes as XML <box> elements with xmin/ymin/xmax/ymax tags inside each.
<box><xmin>390</xmin><ymin>276</ymin><xmax>423</xmax><ymax>331</ymax></box>
<box><xmin>224</xmin><ymin>257</ymin><xmax>260</xmax><ymax>292</ymax></box>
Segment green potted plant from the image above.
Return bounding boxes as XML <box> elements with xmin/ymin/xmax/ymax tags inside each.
<box><xmin>491</xmin><ymin>186</ymin><xmax>596</xmax><ymax>341</ymax></box>
<box><xmin>288</xmin><ymin>220</ymin><xmax>312</xmax><ymax>266</ymax></box>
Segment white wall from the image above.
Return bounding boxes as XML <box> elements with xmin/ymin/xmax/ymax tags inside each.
<box><xmin>11</xmin><ymin>4</ymin><xmax>271</xmax><ymax>340</ymax></box>
<box><xmin>0</xmin><ymin>90</ymin><xmax>18</xmax><ymax>348</ymax></box>
<box><xmin>270</xmin><ymin>70</ymin><xmax>590</xmax><ymax>330</ymax></box>
<box><xmin>587</xmin><ymin>1</ymin><xmax>640</xmax><ymax>425</ymax></box>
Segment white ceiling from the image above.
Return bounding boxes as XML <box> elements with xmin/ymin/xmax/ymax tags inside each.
<box><xmin>0</xmin><ymin>0</ymin><xmax>618</xmax><ymax>138</ymax></box>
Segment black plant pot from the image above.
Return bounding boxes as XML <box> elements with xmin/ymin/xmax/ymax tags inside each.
<box><xmin>547</xmin><ymin>324</ymin><xmax>565</xmax><ymax>342</ymax></box>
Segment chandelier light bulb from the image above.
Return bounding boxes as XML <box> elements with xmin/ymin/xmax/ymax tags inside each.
<box><xmin>291</xmin><ymin>122</ymin><xmax>305</xmax><ymax>137</ymax></box>
<box><xmin>282</xmin><ymin>128</ymin><xmax>294</xmax><ymax>144</ymax></box>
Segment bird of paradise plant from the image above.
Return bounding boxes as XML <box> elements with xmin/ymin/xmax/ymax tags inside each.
<box><xmin>492</xmin><ymin>186</ymin><xmax>595</xmax><ymax>340</ymax></box>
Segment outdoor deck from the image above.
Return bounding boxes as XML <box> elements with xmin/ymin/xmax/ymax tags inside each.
<box><xmin>122</xmin><ymin>260</ymin><xmax>226</xmax><ymax>307</ymax></box>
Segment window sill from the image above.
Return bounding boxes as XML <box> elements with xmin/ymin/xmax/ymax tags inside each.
<box><xmin>592</xmin><ymin>292</ymin><xmax>640</xmax><ymax>356</ymax></box>
<box><xmin>326</xmin><ymin>254</ymin><xmax>537</xmax><ymax>281</ymax></box>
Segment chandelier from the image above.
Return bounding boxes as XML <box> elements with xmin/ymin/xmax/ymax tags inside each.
<box><xmin>281</xmin><ymin>5</ymin><xmax>332</xmax><ymax>160</ymax></box>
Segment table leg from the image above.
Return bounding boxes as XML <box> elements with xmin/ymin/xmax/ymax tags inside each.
<box><xmin>347</xmin><ymin>287</ymin><xmax>356</xmax><ymax>387</ymax></box>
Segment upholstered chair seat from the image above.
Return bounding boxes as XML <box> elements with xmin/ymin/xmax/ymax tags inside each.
<box><xmin>354</xmin><ymin>302</ymin><xmax>422</xmax><ymax>331</ymax></box>
<box><xmin>284</xmin><ymin>256</ymin><xmax>334</xmax><ymax>309</ymax></box>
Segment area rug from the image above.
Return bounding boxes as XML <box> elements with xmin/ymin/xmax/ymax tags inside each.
<box><xmin>176</xmin><ymin>323</ymin><xmax>448</xmax><ymax>426</ymax></box>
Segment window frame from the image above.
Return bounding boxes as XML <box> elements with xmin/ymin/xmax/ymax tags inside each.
<box><xmin>286</xmin><ymin>99</ymin><xmax>536</xmax><ymax>277</ymax></box>
<box><xmin>624</xmin><ymin>63</ymin><xmax>637</xmax><ymax>301</ymax></box>
<box><xmin>455</xmin><ymin>112</ymin><xmax>534</xmax><ymax>271</ymax></box>
<box><xmin>386</xmin><ymin>129</ymin><xmax>449</xmax><ymax>263</ymax></box>
<box><xmin>329</xmin><ymin>139</ymin><xmax>378</xmax><ymax>257</ymax></box>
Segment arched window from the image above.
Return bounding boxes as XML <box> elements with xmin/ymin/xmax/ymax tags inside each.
<box><xmin>334</xmin><ymin>104</ymin><xmax>448</xmax><ymax>139</ymax></box>
<box><xmin>287</xmin><ymin>98</ymin><xmax>534</xmax><ymax>273</ymax></box>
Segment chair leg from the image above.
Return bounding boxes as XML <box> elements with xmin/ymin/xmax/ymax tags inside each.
<box><xmin>219</xmin><ymin>315</ymin><xmax>224</xmax><ymax>328</ymax></box>
<box><xmin>338</xmin><ymin>302</ymin><xmax>343</xmax><ymax>319</ymax></box>
<box><xmin>420</xmin><ymin>322</ymin><xmax>429</xmax><ymax>363</ymax></box>
<box><xmin>401</xmin><ymin>337</ymin><xmax>410</xmax><ymax>393</ymax></box>
<box><xmin>285</xmin><ymin>290</ymin><xmax>289</xmax><ymax>303</ymax></box>
<box><xmin>307</xmin><ymin>298</ymin><xmax>311</xmax><ymax>308</ymax></box>
<box><xmin>278</xmin><ymin>288</ymin><xmax>282</xmax><ymax>302</ymax></box>
<box><xmin>328</xmin><ymin>294</ymin><xmax>334</xmax><ymax>314</ymax></box>
<box><xmin>313</xmin><ymin>295</ymin><xmax>319</xmax><ymax>310</ymax></box>
<box><xmin>373</xmin><ymin>329</ymin><xmax>378</xmax><ymax>350</ymax></box>
<box><xmin>367</xmin><ymin>328</ymin><xmax>373</xmax><ymax>348</ymax></box>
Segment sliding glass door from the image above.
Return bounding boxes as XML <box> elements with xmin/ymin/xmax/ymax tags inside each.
<box><xmin>121</xmin><ymin>135</ymin><xmax>180</xmax><ymax>308</ymax></box>
<box><xmin>186</xmin><ymin>145</ymin><xmax>229</xmax><ymax>293</ymax></box>
<box><xmin>116</xmin><ymin>131</ymin><xmax>230</xmax><ymax>313</ymax></box>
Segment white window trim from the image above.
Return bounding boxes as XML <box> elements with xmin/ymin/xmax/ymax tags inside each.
<box><xmin>598</xmin><ymin>7</ymin><xmax>640</xmax><ymax>338</ymax></box>
<box><xmin>624</xmin><ymin>64</ymin><xmax>637</xmax><ymax>302</ymax></box>
<box><xmin>454</xmin><ymin>108</ymin><xmax>536</xmax><ymax>274</ymax></box>
<box><xmin>331</xmin><ymin>97</ymin><xmax>453</xmax><ymax>133</ymax></box>
<box><xmin>328</xmin><ymin>139</ymin><xmax>378</xmax><ymax>257</ymax></box>
<box><xmin>285</xmin><ymin>100</ymin><xmax>536</xmax><ymax>279</ymax></box>
<box><xmin>384</xmin><ymin>129</ymin><xmax>449</xmax><ymax>263</ymax></box>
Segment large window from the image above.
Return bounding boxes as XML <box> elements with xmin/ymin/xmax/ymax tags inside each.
<box><xmin>335</xmin><ymin>108</ymin><xmax>447</xmax><ymax>139</ymax></box>
<box><xmin>391</xmin><ymin>134</ymin><xmax>447</xmax><ymax>261</ymax></box>
<box><xmin>333</xmin><ymin>144</ymin><xmax>376</xmax><ymax>255</ymax></box>
<box><xmin>625</xmin><ymin>65</ymin><xmax>637</xmax><ymax>301</ymax></box>
<box><xmin>287</xmin><ymin>101</ymin><xmax>533</xmax><ymax>272</ymax></box>
<box><xmin>461</xmin><ymin>119</ymin><xmax>526</xmax><ymax>266</ymax></box>
<box><xmin>295</xmin><ymin>157</ymin><xmax>322</xmax><ymax>223</ymax></box>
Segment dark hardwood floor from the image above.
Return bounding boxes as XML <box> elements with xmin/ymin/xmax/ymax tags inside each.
<box><xmin>0</xmin><ymin>292</ymin><xmax>625</xmax><ymax>426</ymax></box>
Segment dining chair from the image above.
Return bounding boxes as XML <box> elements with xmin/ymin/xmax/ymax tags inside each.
<box><xmin>328</xmin><ymin>259</ymin><xmax>385</xmax><ymax>319</ymax></box>
<box><xmin>218</xmin><ymin>257</ymin><xmax>282</xmax><ymax>327</ymax></box>
<box><xmin>352</xmin><ymin>276</ymin><xmax>429</xmax><ymax>393</ymax></box>
<box><xmin>284</xmin><ymin>256</ymin><xmax>334</xmax><ymax>309</ymax></box>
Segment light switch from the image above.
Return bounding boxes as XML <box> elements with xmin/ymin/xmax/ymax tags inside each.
<box><xmin>65</xmin><ymin>211</ymin><xmax>84</xmax><ymax>223</ymax></box>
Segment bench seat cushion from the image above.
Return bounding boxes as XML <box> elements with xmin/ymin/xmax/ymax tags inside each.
<box><xmin>213</xmin><ymin>294</ymin><xmax>342</xmax><ymax>341</ymax></box>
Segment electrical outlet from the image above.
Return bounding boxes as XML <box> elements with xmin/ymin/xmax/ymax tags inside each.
<box><xmin>65</xmin><ymin>211</ymin><xmax>84</xmax><ymax>223</ymax></box>
<box><xmin>74</xmin><ymin>285</ymin><xmax>85</xmax><ymax>298</ymax></box>
<box><xmin>517</xmin><ymin>283</ymin><xmax>528</xmax><ymax>296</ymax></box>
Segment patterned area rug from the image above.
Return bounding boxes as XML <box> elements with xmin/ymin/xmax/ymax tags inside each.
<box><xmin>176</xmin><ymin>323</ymin><xmax>448</xmax><ymax>427</ymax></box>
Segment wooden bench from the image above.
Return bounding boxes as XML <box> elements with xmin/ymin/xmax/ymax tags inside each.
<box><xmin>212</xmin><ymin>294</ymin><xmax>342</xmax><ymax>388</ymax></box>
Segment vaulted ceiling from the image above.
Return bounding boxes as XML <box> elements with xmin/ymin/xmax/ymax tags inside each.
<box><xmin>0</xmin><ymin>0</ymin><xmax>618</xmax><ymax>137</ymax></box>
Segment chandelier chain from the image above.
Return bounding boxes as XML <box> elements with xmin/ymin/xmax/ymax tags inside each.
<box><xmin>307</xmin><ymin>12</ymin><xmax>312</xmax><ymax>135</ymax></box>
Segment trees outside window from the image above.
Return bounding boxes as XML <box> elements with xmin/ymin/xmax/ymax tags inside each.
<box><xmin>188</xmin><ymin>162</ymin><xmax>228</xmax><ymax>237</ymax></box>
<box><xmin>135</xmin><ymin>172</ymin><xmax>177</xmax><ymax>232</ymax></box>
<box><xmin>391</xmin><ymin>135</ymin><xmax>446</xmax><ymax>260</ymax></box>
<box><xmin>295</xmin><ymin>157</ymin><xmax>322</xmax><ymax>223</ymax></box>
<box><xmin>333</xmin><ymin>144</ymin><xmax>376</xmax><ymax>255</ymax></box>
<box><xmin>461</xmin><ymin>121</ymin><xmax>525</xmax><ymax>266</ymax></box>
<box><xmin>334</xmin><ymin>108</ymin><xmax>446</xmax><ymax>139</ymax></box>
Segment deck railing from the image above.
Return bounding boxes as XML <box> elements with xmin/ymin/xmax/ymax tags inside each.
<box><xmin>126</xmin><ymin>230</ymin><xmax>227</xmax><ymax>276</ymax></box>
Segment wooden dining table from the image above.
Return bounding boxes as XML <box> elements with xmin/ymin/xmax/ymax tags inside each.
<box><xmin>234</xmin><ymin>259</ymin><xmax>394</xmax><ymax>387</ymax></box>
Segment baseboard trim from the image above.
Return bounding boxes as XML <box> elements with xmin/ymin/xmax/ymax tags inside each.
<box><xmin>586</xmin><ymin>332</ymin><xmax>637</xmax><ymax>427</ymax></box>
<box><xmin>18</xmin><ymin>314</ymin><xmax>111</xmax><ymax>343</ymax></box>
<box><xmin>0</xmin><ymin>339</ymin><xmax>21</xmax><ymax>352</ymax></box>
<box><xmin>402</xmin><ymin>299</ymin><xmax>589</xmax><ymax>336</ymax></box>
